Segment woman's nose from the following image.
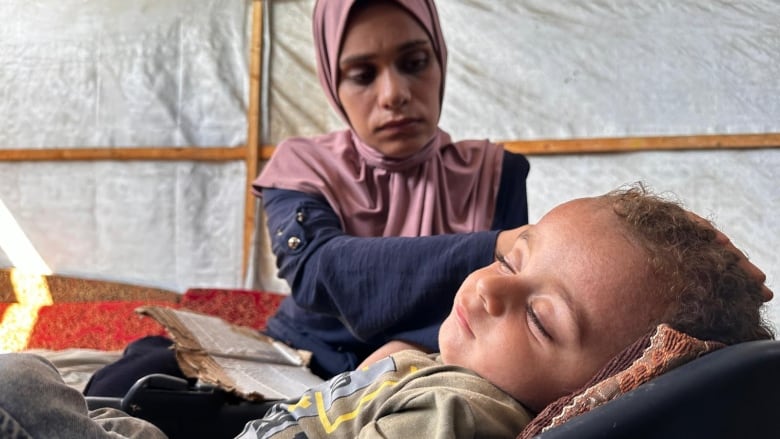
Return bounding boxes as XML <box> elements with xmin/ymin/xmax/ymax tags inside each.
<box><xmin>377</xmin><ymin>68</ymin><xmax>410</xmax><ymax>110</ymax></box>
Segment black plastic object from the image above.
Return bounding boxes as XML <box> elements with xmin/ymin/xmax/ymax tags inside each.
<box><xmin>535</xmin><ymin>340</ymin><xmax>780</xmax><ymax>438</ymax></box>
<box><xmin>87</xmin><ymin>373</ymin><xmax>278</xmax><ymax>439</ymax></box>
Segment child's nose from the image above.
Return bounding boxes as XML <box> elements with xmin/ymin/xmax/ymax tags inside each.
<box><xmin>377</xmin><ymin>69</ymin><xmax>410</xmax><ymax>110</ymax></box>
<box><xmin>476</xmin><ymin>272</ymin><xmax>526</xmax><ymax>317</ymax></box>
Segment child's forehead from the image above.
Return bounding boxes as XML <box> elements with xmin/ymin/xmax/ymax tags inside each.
<box><xmin>540</xmin><ymin>197</ymin><xmax>650</xmax><ymax>299</ymax></box>
<box><xmin>543</xmin><ymin>197</ymin><xmax>614</xmax><ymax>225</ymax></box>
<box><xmin>564</xmin><ymin>195</ymin><xmax>610</xmax><ymax>209</ymax></box>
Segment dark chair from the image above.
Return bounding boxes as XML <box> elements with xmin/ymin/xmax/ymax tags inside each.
<box><xmin>535</xmin><ymin>340</ymin><xmax>780</xmax><ymax>438</ymax></box>
<box><xmin>86</xmin><ymin>374</ymin><xmax>277</xmax><ymax>439</ymax></box>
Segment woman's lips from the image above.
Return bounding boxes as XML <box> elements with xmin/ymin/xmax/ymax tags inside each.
<box><xmin>376</xmin><ymin>118</ymin><xmax>420</xmax><ymax>134</ymax></box>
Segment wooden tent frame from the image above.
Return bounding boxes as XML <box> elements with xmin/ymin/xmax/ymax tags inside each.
<box><xmin>1</xmin><ymin>0</ymin><xmax>778</xmax><ymax>278</ymax></box>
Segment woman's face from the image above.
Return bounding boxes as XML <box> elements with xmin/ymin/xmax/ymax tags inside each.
<box><xmin>337</xmin><ymin>1</ymin><xmax>442</xmax><ymax>158</ymax></box>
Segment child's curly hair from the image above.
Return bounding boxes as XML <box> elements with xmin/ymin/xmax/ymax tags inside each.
<box><xmin>604</xmin><ymin>183</ymin><xmax>774</xmax><ymax>345</ymax></box>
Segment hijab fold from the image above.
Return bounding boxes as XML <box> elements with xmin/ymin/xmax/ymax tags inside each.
<box><xmin>254</xmin><ymin>0</ymin><xmax>503</xmax><ymax>237</ymax></box>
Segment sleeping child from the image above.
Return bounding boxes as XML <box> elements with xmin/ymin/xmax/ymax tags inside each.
<box><xmin>0</xmin><ymin>184</ymin><xmax>772</xmax><ymax>439</ymax></box>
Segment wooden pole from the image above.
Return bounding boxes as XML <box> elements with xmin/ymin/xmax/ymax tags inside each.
<box><xmin>2</xmin><ymin>133</ymin><xmax>776</xmax><ymax>163</ymax></box>
<box><xmin>254</xmin><ymin>133</ymin><xmax>780</xmax><ymax>160</ymax></box>
<box><xmin>242</xmin><ymin>0</ymin><xmax>264</xmax><ymax>278</ymax></box>
<box><xmin>500</xmin><ymin>133</ymin><xmax>780</xmax><ymax>155</ymax></box>
<box><xmin>0</xmin><ymin>146</ymin><xmax>246</xmax><ymax>161</ymax></box>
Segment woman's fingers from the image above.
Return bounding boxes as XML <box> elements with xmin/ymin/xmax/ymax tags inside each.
<box><xmin>687</xmin><ymin>211</ymin><xmax>773</xmax><ymax>301</ymax></box>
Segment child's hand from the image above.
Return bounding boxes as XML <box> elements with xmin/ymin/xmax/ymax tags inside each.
<box><xmin>687</xmin><ymin>211</ymin><xmax>773</xmax><ymax>301</ymax></box>
<box><xmin>357</xmin><ymin>340</ymin><xmax>430</xmax><ymax>369</ymax></box>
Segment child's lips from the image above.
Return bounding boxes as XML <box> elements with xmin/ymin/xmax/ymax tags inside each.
<box><xmin>455</xmin><ymin>304</ymin><xmax>475</xmax><ymax>338</ymax></box>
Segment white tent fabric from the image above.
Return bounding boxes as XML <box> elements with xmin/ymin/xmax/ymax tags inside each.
<box><xmin>269</xmin><ymin>0</ymin><xmax>780</xmax><ymax>140</ymax></box>
<box><xmin>0</xmin><ymin>0</ymin><xmax>251</xmax><ymax>289</ymax></box>
<box><xmin>1</xmin><ymin>0</ymin><xmax>778</xmax><ymax>327</ymax></box>
<box><xmin>0</xmin><ymin>0</ymin><xmax>251</xmax><ymax>147</ymax></box>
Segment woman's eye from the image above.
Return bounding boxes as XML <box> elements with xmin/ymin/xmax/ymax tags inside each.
<box><xmin>401</xmin><ymin>53</ymin><xmax>429</xmax><ymax>73</ymax></box>
<box><xmin>343</xmin><ymin>67</ymin><xmax>375</xmax><ymax>85</ymax></box>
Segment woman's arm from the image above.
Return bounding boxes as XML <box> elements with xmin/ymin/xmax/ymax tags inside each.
<box><xmin>262</xmin><ymin>188</ymin><xmax>499</xmax><ymax>341</ymax></box>
<box><xmin>491</xmin><ymin>150</ymin><xmax>530</xmax><ymax>230</ymax></box>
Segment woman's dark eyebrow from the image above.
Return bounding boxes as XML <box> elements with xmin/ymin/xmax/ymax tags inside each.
<box><xmin>397</xmin><ymin>39</ymin><xmax>431</xmax><ymax>52</ymax></box>
<box><xmin>339</xmin><ymin>39</ymin><xmax>431</xmax><ymax>66</ymax></box>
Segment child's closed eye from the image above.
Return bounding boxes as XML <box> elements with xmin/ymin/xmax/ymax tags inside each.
<box><xmin>527</xmin><ymin>306</ymin><xmax>553</xmax><ymax>340</ymax></box>
<box><xmin>495</xmin><ymin>251</ymin><xmax>516</xmax><ymax>274</ymax></box>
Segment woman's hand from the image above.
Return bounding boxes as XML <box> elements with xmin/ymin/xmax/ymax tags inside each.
<box><xmin>688</xmin><ymin>212</ymin><xmax>773</xmax><ymax>301</ymax></box>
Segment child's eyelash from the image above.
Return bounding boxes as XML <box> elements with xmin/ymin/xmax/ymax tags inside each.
<box><xmin>495</xmin><ymin>251</ymin><xmax>515</xmax><ymax>273</ymax></box>
<box><xmin>527</xmin><ymin>307</ymin><xmax>553</xmax><ymax>340</ymax></box>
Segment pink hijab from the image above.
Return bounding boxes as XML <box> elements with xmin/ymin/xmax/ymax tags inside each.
<box><xmin>253</xmin><ymin>0</ymin><xmax>503</xmax><ymax>237</ymax></box>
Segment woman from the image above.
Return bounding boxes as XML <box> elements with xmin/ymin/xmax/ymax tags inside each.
<box><xmin>251</xmin><ymin>0</ymin><xmax>530</xmax><ymax>378</ymax></box>
<box><xmin>84</xmin><ymin>0</ymin><xmax>529</xmax><ymax>397</ymax></box>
